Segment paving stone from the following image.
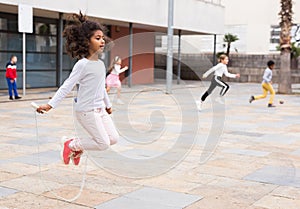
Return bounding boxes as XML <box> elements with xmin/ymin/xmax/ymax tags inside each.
<box><xmin>222</xmin><ymin>148</ymin><xmax>270</xmax><ymax>157</ymax></box>
<box><xmin>226</xmin><ymin>130</ymin><xmax>264</xmax><ymax>137</ymax></box>
<box><xmin>120</xmin><ymin>149</ymin><xmax>164</xmax><ymax>159</ymax></box>
<box><xmin>134</xmin><ymin>176</ymin><xmax>200</xmax><ymax>194</ymax></box>
<box><xmin>291</xmin><ymin>149</ymin><xmax>300</xmax><ymax>156</ymax></box>
<box><xmin>0</xmin><ymin>175</ymin><xmax>63</xmax><ymax>195</ymax></box>
<box><xmin>0</xmin><ymin>192</ymin><xmax>90</xmax><ymax>209</ymax></box>
<box><xmin>0</xmin><ymin>162</ymin><xmax>40</xmax><ymax>176</ymax></box>
<box><xmin>1</xmin><ymin>83</ymin><xmax>300</xmax><ymax>208</ymax></box>
<box><xmin>270</xmin><ymin>186</ymin><xmax>300</xmax><ymax>200</ymax></box>
<box><xmin>0</xmin><ymin>186</ymin><xmax>18</xmax><ymax>198</ymax></box>
<box><xmin>256</xmin><ymin>134</ymin><xmax>298</xmax><ymax>144</ymax></box>
<box><xmin>244</xmin><ymin>165</ymin><xmax>300</xmax><ymax>187</ymax></box>
<box><xmin>95</xmin><ymin>196</ymin><xmax>179</xmax><ymax>209</ymax></box>
<box><xmin>7</xmin><ymin>136</ymin><xmax>58</xmax><ymax>146</ymax></box>
<box><xmin>253</xmin><ymin>195</ymin><xmax>300</xmax><ymax>209</ymax></box>
<box><xmin>95</xmin><ymin>187</ymin><xmax>202</xmax><ymax>209</ymax></box>
<box><xmin>0</xmin><ymin>170</ymin><xmax>20</xmax><ymax>182</ymax></box>
<box><xmin>9</xmin><ymin>150</ymin><xmax>61</xmax><ymax>166</ymax></box>
<box><xmin>0</xmin><ymin>159</ymin><xmax>12</xmax><ymax>165</ymax></box>
<box><xmin>43</xmin><ymin>185</ymin><xmax>118</xmax><ymax>207</ymax></box>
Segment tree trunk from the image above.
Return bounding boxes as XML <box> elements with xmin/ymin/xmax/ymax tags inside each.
<box><xmin>226</xmin><ymin>43</ymin><xmax>230</xmax><ymax>57</ymax></box>
<box><xmin>278</xmin><ymin>0</ymin><xmax>293</xmax><ymax>94</ymax></box>
<box><xmin>278</xmin><ymin>50</ymin><xmax>292</xmax><ymax>93</ymax></box>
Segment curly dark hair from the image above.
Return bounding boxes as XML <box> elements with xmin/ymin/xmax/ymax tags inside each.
<box><xmin>63</xmin><ymin>11</ymin><xmax>108</xmax><ymax>59</ymax></box>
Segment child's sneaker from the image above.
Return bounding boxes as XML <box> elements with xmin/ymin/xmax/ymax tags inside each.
<box><xmin>268</xmin><ymin>103</ymin><xmax>276</xmax><ymax>108</ymax></box>
<box><xmin>249</xmin><ymin>96</ymin><xmax>255</xmax><ymax>103</ymax></box>
<box><xmin>72</xmin><ymin>150</ymin><xmax>83</xmax><ymax>166</ymax></box>
<box><xmin>62</xmin><ymin>139</ymin><xmax>74</xmax><ymax>165</ymax></box>
<box><xmin>196</xmin><ymin>100</ymin><xmax>202</xmax><ymax>111</ymax></box>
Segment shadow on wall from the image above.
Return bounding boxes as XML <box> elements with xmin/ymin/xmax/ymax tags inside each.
<box><xmin>154</xmin><ymin>53</ymin><xmax>214</xmax><ymax>80</ymax></box>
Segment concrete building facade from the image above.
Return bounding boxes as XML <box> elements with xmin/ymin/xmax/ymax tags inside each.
<box><xmin>157</xmin><ymin>0</ymin><xmax>300</xmax><ymax>55</ymax></box>
<box><xmin>0</xmin><ymin>0</ymin><xmax>224</xmax><ymax>89</ymax></box>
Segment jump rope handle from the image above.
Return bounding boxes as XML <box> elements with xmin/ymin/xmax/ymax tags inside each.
<box><xmin>31</xmin><ymin>102</ymin><xmax>47</xmax><ymax>114</ymax></box>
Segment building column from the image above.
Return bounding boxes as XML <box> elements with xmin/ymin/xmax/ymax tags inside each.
<box><xmin>213</xmin><ymin>34</ymin><xmax>217</xmax><ymax>65</ymax></box>
<box><xmin>57</xmin><ymin>12</ymin><xmax>63</xmax><ymax>87</ymax></box>
<box><xmin>177</xmin><ymin>30</ymin><xmax>182</xmax><ymax>84</ymax></box>
<box><xmin>166</xmin><ymin>0</ymin><xmax>174</xmax><ymax>93</ymax></box>
<box><xmin>128</xmin><ymin>22</ymin><xmax>133</xmax><ymax>87</ymax></box>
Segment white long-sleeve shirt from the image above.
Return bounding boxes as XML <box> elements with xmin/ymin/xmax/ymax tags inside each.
<box><xmin>110</xmin><ymin>64</ymin><xmax>127</xmax><ymax>75</ymax></box>
<box><xmin>262</xmin><ymin>67</ymin><xmax>272</xmax><ymax>83</ymax></box>
<box><xmin>48</xmin><ymin>58</ymin><xmax>112</xmax><ymax>112</ymax></box>
<box><xmin>203</xmin><ymin>63</ymin><xmax>236</xmax><ymax>78</ymax></box>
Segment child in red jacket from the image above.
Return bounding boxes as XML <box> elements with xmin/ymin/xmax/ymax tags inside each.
<box><xmin>6</xmin><ymin>55</ymin><xmax>21</xmax><ymax>100</ymax></box>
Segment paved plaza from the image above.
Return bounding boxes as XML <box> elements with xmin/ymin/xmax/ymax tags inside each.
<box><xmin>0</xmin><ymin>80</ymin><xmax>300</xmax><ymax>209</ymax></box>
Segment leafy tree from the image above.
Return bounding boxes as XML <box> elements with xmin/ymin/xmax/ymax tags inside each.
<box><xmin>291</xmin><ymin>42</ymin><xmax>300</xmax><ymax>58</ymax></box>
<box><xmin>276</xmin><ymin>42</ymin><xmax>300</xmax><ymax>59</ymax></box>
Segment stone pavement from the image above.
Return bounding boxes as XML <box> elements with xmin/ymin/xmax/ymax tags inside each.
<box><xmin>0</xmin><ymin>80</ymin><xmax>300</xmax><ymax>209</ymax></box>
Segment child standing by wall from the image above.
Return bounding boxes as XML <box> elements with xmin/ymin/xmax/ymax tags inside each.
<box><xmin>106</xmin><ymin>56</ymin><xmax>128</xmax><ymax>104</ymax></box>
<box><xmin>5</xmin><ymin>55</ymin><xmax>21</xmax><ymax>100</ymax></box>
<box><xmin>38</xmin><ymin>12</ymin><xmax>119</xmax><ymax>165</ymax></box>
<box><xmin>198</xmin><ymin>54</ymin><xmax>240</xmax><ymax>111</ymax></box>
<box><xmin>249</xmin><ymin>60</ymin><xmax>276</xmax><ymax>107</ymax></box>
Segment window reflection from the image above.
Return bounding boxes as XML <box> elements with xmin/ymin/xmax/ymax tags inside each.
<box><xmin>0</xmin><ymin>13</ymin><xmax>75</xmax><ymax>88</ymax></box>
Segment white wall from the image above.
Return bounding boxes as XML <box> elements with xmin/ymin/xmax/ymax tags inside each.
<box><xmin>223</xmin><ymin>0</ymin><xmax>300</xmax><ymax>54</ymax></box>
<box><xmin>224</xmin><ymin>0</ymin><xmax>300</xmax><ymax>25</ymax></box>
<box><xmin>0</xmin><ymin>0</ymin><xmax>89</xmax><ymax>13</ymax></box>
<box><xmin>0</xmin><ymin>0</ymin><xmax>224</xmax><ymax>35</ymax></box>
<box><xmin>173</xmin><ymin>0</ymin><xmax>300</xmax><ymax>54</ymax></box>
<box><xmin>174</xmin><ymin>0</ymin><xmax>224</xmax><ymax>34</ymax></box>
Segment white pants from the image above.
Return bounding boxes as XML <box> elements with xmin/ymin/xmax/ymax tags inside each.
<box><xmin>73</xmin><ymin>108</ymin><xmax>119</xmax><ymax>151</ymax></box>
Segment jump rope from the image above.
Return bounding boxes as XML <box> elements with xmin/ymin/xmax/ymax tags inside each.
<box><xmin>32</xmin><ymin>99</ymin><xmax>88</xmax><ymax>202</ymax></box>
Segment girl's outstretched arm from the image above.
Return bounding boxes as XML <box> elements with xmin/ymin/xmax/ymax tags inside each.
<box><xmin>115</xmin><ymin>66</ymin><xmax>128</xmax><ymax>74</ymax></box>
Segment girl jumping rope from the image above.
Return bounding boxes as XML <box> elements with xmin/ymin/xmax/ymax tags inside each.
<box><xmin>198</xmin><ymin>54</ymin><xmax>240</xmax><ymax>111</ymax></box>
<box><xmin>106</xmin><ymin>56</ymin><xmax>128</xmax><ymax>104</ymax></box>
<box><xmin>37</xmin><ymin>12</ymin><xmax>119</xmax><ymax>165</ymax></box>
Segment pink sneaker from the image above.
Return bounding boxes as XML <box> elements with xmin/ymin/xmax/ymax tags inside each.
<box><xmin>62</xmin><ymin>139</ymin><xmax>74</xmax><ymax>165</ymax></box>
<box><xmin>72</xmin><ymin>150</ymin><xmax>83</xmax><ymax>166</ymax></box>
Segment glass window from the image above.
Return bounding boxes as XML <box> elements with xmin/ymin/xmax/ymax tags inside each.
<box><xmin>26</xmin><ymin>53</ymin><xmax>56</xmax><ymax>70</ymax></box>
<box><xmin>35</xmin><ymin>23</ymin><xmax>57</xmax><ymax>35</ymax></box>
<box><xmin>25</xmin><ymin>71</ymin><xmax>57</xmax><ymax>88</ymax></box>
<box><xmin>26</xmin><ymin>34</ymin><xmax>57</xmax><ymax>52</ymax></box>
<box><xmin>63</xmin><ymin>54</ymin><xmax>77</xmax><ymax>70</ymax></box>
<box><xmin>0</xmin><ymin>14</ymin><xmax>18</xmax><ymax>32</ymax></box>
<box><xmin>0</xmin><ymin>32</ymin><xmax>22</xmax><ymax>51</ymax></box>
<box><xmin>0</xmin><ymin>17</ymin><xmax>8</xmax><ymax>30</ymax></box>
<box><xmin>0</xmin><ymin>52</ymin><xmax>22</xmax><ymax>71</ymax></box>
<box><xmin>0</xmin><ymin>13</ymin><xmax>79</xmax><ymax>89</ymax></box>
<box><xmin>0</xmin><ymin>71</ymin><xmax>7</xmax><ymax>89</ymax></box>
